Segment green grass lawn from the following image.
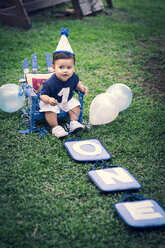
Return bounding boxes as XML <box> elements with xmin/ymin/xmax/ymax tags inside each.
<box><xmin>0</xmin><ymin>0</ymin><xmax>165</xmax><ymax>247</ymax></box>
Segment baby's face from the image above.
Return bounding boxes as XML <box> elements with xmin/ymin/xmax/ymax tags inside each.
<box><xmin>52</xmin><ymin>58</ymin><xmax>75</xmax><ymax>81</ymax></box>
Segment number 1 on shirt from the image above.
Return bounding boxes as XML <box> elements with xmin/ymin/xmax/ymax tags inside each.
<box><xmin>58</xmin><ymin>87</ymin><xmax>70</xmax><ymax>103</ymax></box>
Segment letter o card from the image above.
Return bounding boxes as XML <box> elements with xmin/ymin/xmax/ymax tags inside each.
<box><xmin>64</xmin><ymin>139</ymin><xmax>111</xmax><ymax>162</ymax></box>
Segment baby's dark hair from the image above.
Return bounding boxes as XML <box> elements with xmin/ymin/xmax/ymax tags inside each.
<box><xmin>53</xmin><ymin>52</ymin><xmax>75</xmax><ymax>65</ymax></box>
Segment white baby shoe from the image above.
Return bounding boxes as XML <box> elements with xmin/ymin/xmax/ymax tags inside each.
<box><xmin>52</xmin><ymin>126</ymin><xmax>68</xmax><ymax>138</ymax></box>
<box><xmin>70</xmin><ymin>120</ymin><xmax>84</xmax><ymax>133</ymax></box>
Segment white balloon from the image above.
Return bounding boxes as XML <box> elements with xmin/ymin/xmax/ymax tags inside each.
<box><xmin>89</xmin><ymin>93</ymin><xmax>120</xmax><ymax>125</ymax></box>
<box><xmin>0</xmin><ymin>84</ymin><xmax>25</xmax><ymax>113</ymax></box>
<box><xmin>106</xmin><ymin>83</ymin><xmax>132</xmax><ymax>112</ymax></box>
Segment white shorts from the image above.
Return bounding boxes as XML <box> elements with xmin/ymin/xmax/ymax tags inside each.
<box><xmin>39</xmin><ymin>97</ymin><xmax>80</xmax><ymax>114</ymax></box>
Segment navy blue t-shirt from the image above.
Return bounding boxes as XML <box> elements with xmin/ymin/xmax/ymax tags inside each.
<box><xmin>40</xmin><ymin>72</ymin><xmax>79</xmax><ymax>103</ymax></box>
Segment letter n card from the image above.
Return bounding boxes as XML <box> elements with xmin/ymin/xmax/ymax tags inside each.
<box><xmin>87</xmin><ymin>167</ymin><xmax>142</xmax><ymax>192</ymax></box>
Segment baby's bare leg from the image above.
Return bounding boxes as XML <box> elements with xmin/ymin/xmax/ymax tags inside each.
<box><xmin>45</xmin><ymin>111</ymin><xmax>58</xmax><ymax>128</ymax></box>
<box><xmin>68</xmin><ymin>106</ymin><xmax>80</xmax><ymax>121</ymax></box>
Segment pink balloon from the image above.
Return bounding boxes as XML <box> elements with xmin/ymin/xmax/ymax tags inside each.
<box><xmin>0</xmin><ymin>84</ymin><xmax>25</xmax><ymax>113</ymax></box>
<box><xmin>106</xmin><ymin>84</ymin><xmax>132</xmax><ymax>112</ymax></box>
<box><xmin>90</xmin><ymin>93</ymin><xmax>120</xmax><ymax>125</ymax></box>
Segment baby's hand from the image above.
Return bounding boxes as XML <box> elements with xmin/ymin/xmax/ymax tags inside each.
<box><xmin>81</xmin><ymin>86</ymin><xmax>89</xmax><ymax>95</ymax></box>
<box><xmin>48</xmin><ymin>97</ymin><xmax>58</xmax><ymax>106</ymax></box>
